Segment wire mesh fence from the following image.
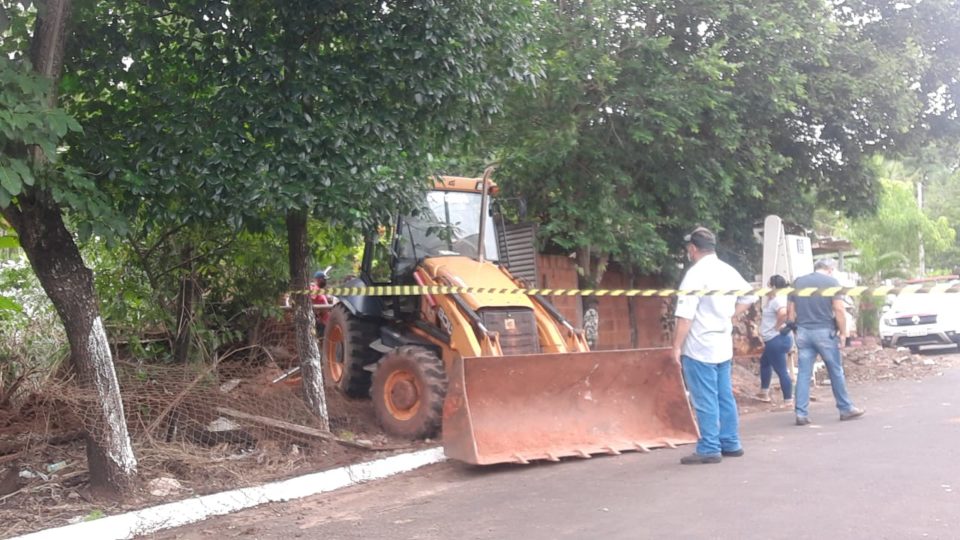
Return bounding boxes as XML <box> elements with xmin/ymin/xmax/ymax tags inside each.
<box><xmin>0</xmin><ymin>312</ymin><xmax>418</xmax><ymax>537</ymax></box>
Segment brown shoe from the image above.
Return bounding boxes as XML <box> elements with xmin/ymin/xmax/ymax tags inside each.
<box><xmin>840</xmin><ymin>407</ymin><xmax>865</xmax><ymax>421</ymax></box>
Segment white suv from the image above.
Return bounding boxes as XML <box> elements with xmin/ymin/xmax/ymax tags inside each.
<box><xmin>880</xmin><ymin>290</ymin><xmax>960</xmax><ymax>353</ymax></box>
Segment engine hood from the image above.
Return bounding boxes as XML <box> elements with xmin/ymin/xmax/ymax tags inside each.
<box><xmin>420</xmin><ymin>256</ymin><xmax>534</xmax><ymax>311</ymax></box>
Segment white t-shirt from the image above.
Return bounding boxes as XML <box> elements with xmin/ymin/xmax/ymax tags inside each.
<box><xmin>675</xmin><ymin>254</ymin><xmax>756</xmax><ymax>363</ymax></box>
<box><xmin>759</xmin><ymin>295</ymin><xmax>787</xmax><ymax>342</ymax></box>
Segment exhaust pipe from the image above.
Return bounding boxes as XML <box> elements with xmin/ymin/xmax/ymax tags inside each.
<box><xmin>476</xmin><ymin>165</ymin><xmax>496</xmax><ymax>264</ymax></box>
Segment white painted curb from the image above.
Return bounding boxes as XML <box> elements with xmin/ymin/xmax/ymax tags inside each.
<box><xmin>11</xmin><ymin>447</ymin><xmax>447</xmax><ymax>540</ymax></box>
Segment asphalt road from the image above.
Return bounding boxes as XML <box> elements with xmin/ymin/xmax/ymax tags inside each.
<box><xmin>150</xmin><ymin>366</ymin><xmax>960</xmax><ymax>540</ymax></box>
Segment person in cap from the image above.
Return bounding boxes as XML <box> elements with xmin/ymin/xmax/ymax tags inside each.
<box><xmin>311</xmin><ymin>269</ymin><xmax>331</xmax><ymax>303</ymax></box>
<box><xmin>310</xmin><ymin>269</ymin><xmax>333</xmax><ymax>332</ymax></box>
<box><xmin>673</xmin><ymin>226</ymin><xmax>757</xmax><ymax>465</ymax></box>
<box><xmin>788</xmin><ymin>258</ymin><xmax>865</xmax><ymax>425</ymax></box>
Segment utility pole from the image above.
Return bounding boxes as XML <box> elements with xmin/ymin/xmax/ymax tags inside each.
<box><xmin>918</xmin><ymin>176</ymin><xmax>925</xmax><ymax>277</ymax></box>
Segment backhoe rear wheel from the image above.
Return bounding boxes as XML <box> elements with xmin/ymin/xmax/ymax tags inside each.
<box><xmin>372</xmin><ymin>346</ymin><xmax>446</xmax><ymax>440</ymax></box>
<box><xmin>322</xmin><ymin>305</ymin><xmax>380</xmax><ymax>398</ymax></box>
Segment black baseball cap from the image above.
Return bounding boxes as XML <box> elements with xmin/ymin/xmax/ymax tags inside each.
<box><xmin>683</xmin><ymin>226</ymin><xmax>717</xmax><ymax>249</ymax></box>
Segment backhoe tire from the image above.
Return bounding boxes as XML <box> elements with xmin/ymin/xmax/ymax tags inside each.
<box><xmin>371</xmin><ymin>346</ymin><xmax>446</xmax><ymax>440</ymax></box>
<box><xmin>322</xmin><ymin>305</ymin><xmax>380</xmax><ymax>398</ymax></box>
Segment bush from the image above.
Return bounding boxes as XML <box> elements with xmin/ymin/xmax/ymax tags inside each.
<box><xmin>0</xmin><ymin>259</ymin><xmax>68</xmax><ymax>406</ymax></box>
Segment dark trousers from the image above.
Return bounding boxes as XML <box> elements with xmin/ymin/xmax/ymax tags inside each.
<box><xmin>760</xmin><ymin>333</ymin><xmax>793</xmax><ymax>399</ymax></box>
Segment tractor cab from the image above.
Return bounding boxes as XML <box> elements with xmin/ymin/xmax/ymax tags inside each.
<box><xmin>393</xmin><ymin>177</ymin><xmax>500</xmax><ymax>277</ymax></box>
<box><xmin>362</xmin><ymin>176</ymin><xmax>499</xmax><ymax>283</ymax></box>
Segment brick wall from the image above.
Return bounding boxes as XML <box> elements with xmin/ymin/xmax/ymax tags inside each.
<box><xmin>596</xmin><ymin>269</ymin><xmax>670</xmax><ymax>349</ymax></box>
<box><xmin>537</xmin><ymin>254</ymin><xmax>582</xmax><ymax>326</ymax></box>
<box><xmin>537</xmin><ymin>254</ymin><xmax>670</xmax><ymax>351</ymax></box>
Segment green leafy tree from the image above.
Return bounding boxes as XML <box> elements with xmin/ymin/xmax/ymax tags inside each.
<box><xmin>63</xmin><ymin>1</ymin><xmax>538</xmax><ymax>424</ymax></box>
<box><xmin>910</xmin><ymin>143</ymin><xmax>960</xmax><ymax>273</ymax></box>
<box><xmin>842</xmin><ymin>157</ymin><xmax>956</xmax><ymax>282</ymax></box>
<box><xmin>0</xmin><ymin>0</ymin><xmax>137</xmax><ymax>495</ymax></box>
<box><xmin>491</xmin><ymin>0</ymin><xmax>955</xmax><ymax>294</ymax></box>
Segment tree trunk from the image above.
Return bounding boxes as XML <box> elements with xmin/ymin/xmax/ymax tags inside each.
<box><xmin>286</xmin><ymin>210</ymin><xmax>330</xmax><ymax>430</ymax></box>
<box><xmin>581</xmin><ymin>295</ymin><xmax>600</xmax><ymax>350</ymax></box>
<box><xmin>172</xmin><ymin>245</ymin><xmax>198</xmax><ymax>363</ymax></box>
<box><xmin>626</xmin><ymin>275</ymin><xmax>639</xmax><ymax>349</ymax></box>
<box><xmin>576</xmin><ymin>247</ymin><xmax>608</xmax><ymax>350</ymax></box>
<box><xmin>4</xmin><ymin>195</ymin><xmax>137</xmax><ymax>496</ymax></box>
<box><xmin>0</xmin><ymin>0</ymin><xmax>137</xmax><ymax>497</ymax></box>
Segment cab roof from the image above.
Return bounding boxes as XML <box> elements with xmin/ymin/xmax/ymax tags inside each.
<box><xmin>433</xmin><ymin>175</ymin><xmax>499</xmax><ymax>195</ymax></box>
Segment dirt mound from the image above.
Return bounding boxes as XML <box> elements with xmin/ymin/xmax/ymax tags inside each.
<box><xmin>842</xmin><ymin>345</ymin><xmax>954</xmax><ymax>382</ymax></box>
<box><xmin>732</xmin><ymin>341</ymin><xmax>956</xmax><ymax>414</ymax></box>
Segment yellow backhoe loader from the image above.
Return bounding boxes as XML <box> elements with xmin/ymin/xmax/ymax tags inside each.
<box><xmin>322</xmin><ymin>171</ymin><xmax>697</xmax><ymax>465</ymax></box>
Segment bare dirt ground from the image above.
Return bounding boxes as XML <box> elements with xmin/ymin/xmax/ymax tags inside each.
<box><xmin>1</xmin><ymin>340</ymin><xmax>955</xmax><ymax>539</ymax></box>
<box><xmin>732</xmin><ymin>338</ymin><xmax>956</xmax><ymax>414</ymax></box>
<box><xmin>0</xmin><ymin>358</ymin><xmax>426</xmax><ymax>539</ymax></box>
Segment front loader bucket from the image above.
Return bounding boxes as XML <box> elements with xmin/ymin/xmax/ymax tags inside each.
<box><xmin>442</xmin><ymin>348</ymin><xmax>698</xmax><ymax>465</ymax></box>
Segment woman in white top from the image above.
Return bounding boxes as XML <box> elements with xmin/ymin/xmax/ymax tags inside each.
<box><xmin>757</xmin><ymin>275</ymin><xmax>794</xmax><ymax>405</ymax></box>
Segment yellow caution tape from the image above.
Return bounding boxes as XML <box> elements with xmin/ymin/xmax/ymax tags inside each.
<box><xmin>296</xmin><ymin>284</ymin><xmax>960</xmax><ymax>298</ymax></box>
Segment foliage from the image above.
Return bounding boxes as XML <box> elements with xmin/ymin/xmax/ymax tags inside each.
<box><xmin>912</xmin><ymin>142</ymin><xmax>960</xmax><ymax>272</ymax></box>
<box><xmin>0</xmin><ymin>3</ymin><xmax>125</xmax><ymax>239</ymax></box>
<box><xmin>0</xmin><ymin>257</ymin><xmax>68</xmax><ymax>402</ymax></box>
<box><xmin>64</xmin><ymin>1</ymin><xmax>539</xmax><ymax>232</ymax></box>
<box><xmin>83</xmin><ymin>509</ymin><xmax>105</xmax><ymax>522</ymax></box>
<box><xmin>307</xmin><ymin>221</ymin><xmax>363</xmax><ymax>284</ymax></box>
<box><xmin>82</xmin><ymin>219</ymin><xmax>358</xmax><ymax>360</ymax></box>
<box><xmin>65</xmin><ymin>170</ymin><xmax>360</xmax><ymax>360</ymax></box>
<box><xmin>489</xmin><ymin>0</ymin><xmax>958</xmax><ymax>282</ymax></box>
<box><xmin>0</xmin><ymin>56</ymin><xmax>79</xmax><ymax>201</ymax></box>
<box><xmin>0</xmin><ymin>3</ymin><xmax>75</xmax><ymax>402</ymax></box>
<box><xmin>55</xmin><ymin>1</ymin><xmax>539</xmax><ymax>351</ymax></box>
<box><xmin>837</xmin><ymin>156</ymin><xmax>956</xmax><ymax>282</ymax></box>
<box><xmin>0</xmin><ymin>217</ymin><xmax>23</xmax><ymax>313</ymax></box>
<box><xmin>844</xmin><ymin>0</ymin><xmax>960</xmax><ymax>148</ymax></box>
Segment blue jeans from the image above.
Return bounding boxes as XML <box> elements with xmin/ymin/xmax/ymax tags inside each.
<box><xmin>760</xmin><ymin>333</ymin><xmax>793</xmax><ymax>399</ymax></box>
<box><xmin>681</xmin><ymin>356</ymin><xmax>741</xmax><ymax>456</ymax></box>
<box><xmin>795</xmin><ymin>327</ymin><xmax>855</xmax><ymax>418</ymax></box>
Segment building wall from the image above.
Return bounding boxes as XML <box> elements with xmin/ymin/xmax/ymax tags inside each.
<box><xmin>537</xmin><ymin>254</ymin><xmax>670</xmax><ymax>351</ymax></box>
<box><xmin>537</xmin><ymin>253</ymin><xmax>581</xmax><ymax>326</ymax></box>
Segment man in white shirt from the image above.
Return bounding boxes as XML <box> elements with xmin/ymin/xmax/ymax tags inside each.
<box><xmin>672</xmin><ymin>227</ymin><xmax>757</xmax><ymax>464</ymax></box>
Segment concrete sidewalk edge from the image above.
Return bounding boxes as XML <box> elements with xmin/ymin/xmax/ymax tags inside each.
<box><xmin>10</xmin><ymin>447</ymin><xmax>447</xmax><ymax>540</ymax></box>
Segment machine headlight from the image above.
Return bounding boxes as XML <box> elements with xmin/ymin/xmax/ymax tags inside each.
<box><xmin>883</xmin><ymin>317</ymin><xmax>898</xmax><ymax>326</ymax></box>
